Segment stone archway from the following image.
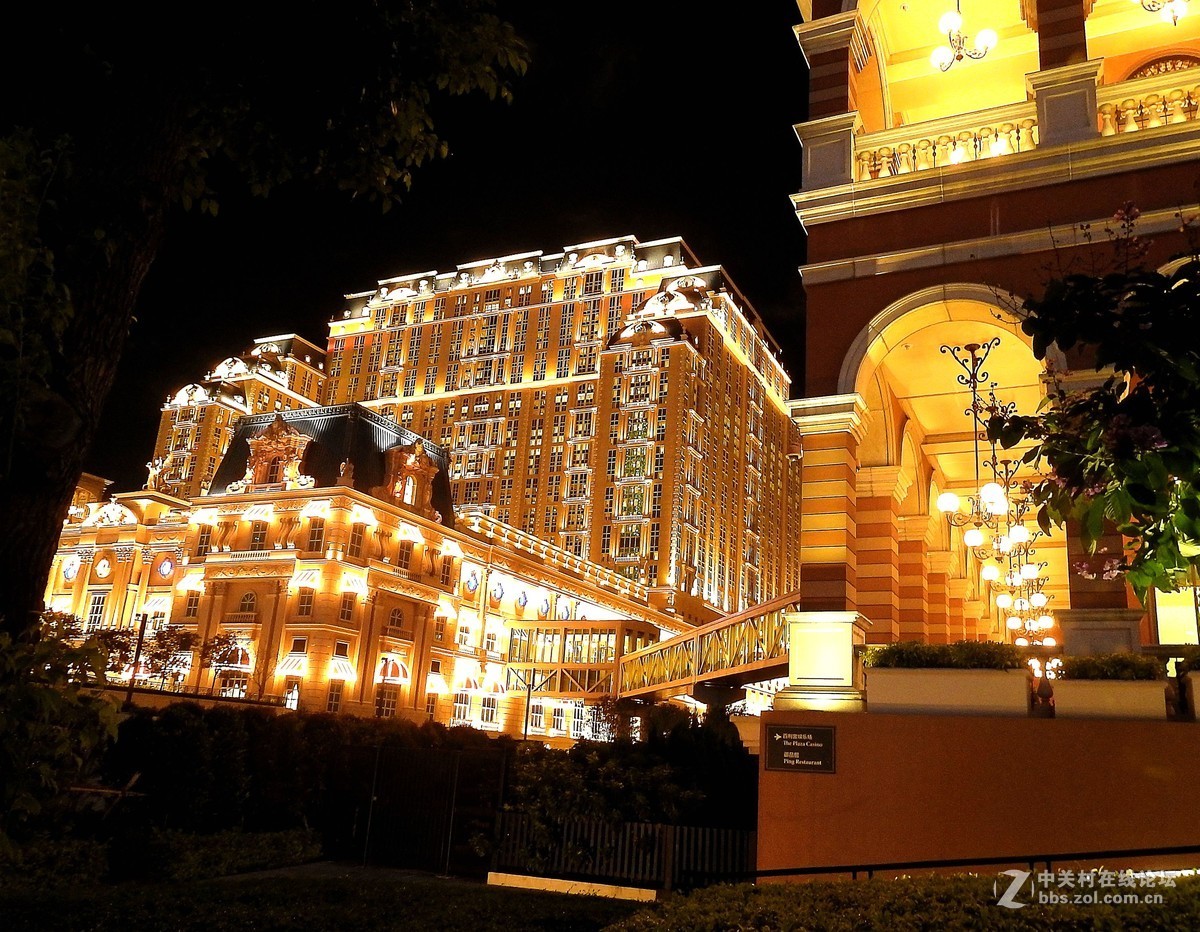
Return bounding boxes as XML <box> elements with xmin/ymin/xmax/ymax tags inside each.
<box><xmin>797</xmin><ymin>283</ymin><xmax>1070</xmax><ymax>642</ymax></box>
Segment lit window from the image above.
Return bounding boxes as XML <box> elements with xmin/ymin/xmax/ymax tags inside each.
<box><xmin>481</xmin><ymin>695</ymin><xmax>498</xmax><ymax>725</ymax></box>
<box><xmin>250</xmin><ymin>520</ymin><xmax>269</xmax><ymax>551</ymax></box>
<box><xmin>240</xmin><ymin>592</ymin><xmax>257</xmax><ymax>614</ymax></box>
<box><xmin>347</xmin><ymin>522</ymin><xmax>366</xmax><ymax>559</ymax></box>
<box><xmin>184</xmin><ymin>591</ymin><xmax>201</xmax><ymax>618</ymax></box>
<box><xmin>339</xmin><ymin>593</ymin><xmax>356</xmax><ymax>623</ymax></box>
<box><xmin>307</xmin><ymin>518</ymin><xmax>325</xmax><ymax>553</ymax></box>
<box><xmin>297</xmin><ymin>588</ymin><xmax>314</xmax><ymax>617</ymax></box>
<box><xmin>452</xmin><ymin>690</ymin><xmax>472</xmax><ymax>723</ymax></box>
<box><xmin>375</xmin><ymin>685</ymin><xmax>398</xmax><ymax>718</ymax></box>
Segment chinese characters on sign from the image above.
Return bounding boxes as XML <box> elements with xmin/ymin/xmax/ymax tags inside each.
<box><xmin>764</xmin><ymin>725</ymin><xmax>836</xmax><ymax>773</ymax></box>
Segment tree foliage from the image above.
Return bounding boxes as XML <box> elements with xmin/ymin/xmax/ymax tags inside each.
<box><xmin>0</xmin><ymin>614</ymin><xmax>116</xmax><ymax>850</ymax></box>
<box><xmin>0</xmin><ymin>1</ymin><xmax>528</xmax><ymax>639</ymax></box>
<box><xmin>990</xmin><ymin>206</ymin><xmax>1200</xmax><ymax>601</ymax></box>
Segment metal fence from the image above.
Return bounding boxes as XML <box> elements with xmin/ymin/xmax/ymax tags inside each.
<box><xmin>493</xmin><ymin>813</ymin><xmax>756</xmax><ymax>891</ymax></box>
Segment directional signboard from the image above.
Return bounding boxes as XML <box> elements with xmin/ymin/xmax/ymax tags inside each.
<box><xmin>764</xmin><ymin>724</ymin><xmax>836</xmax><ymax>773</ymax></box>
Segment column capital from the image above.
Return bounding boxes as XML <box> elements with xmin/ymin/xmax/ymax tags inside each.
<box><xmin>927</xmin><ymin>550</ymin><xmax>954</xmax><ymax>575</ymax></box>
<box><xmin>793</xmin><ymin>11</ymin><xmax>872</xmax><ymax>70</ymax></box>
<box><xmin>897</xmin><ymin>514</ymin><xmax>931</xmax><ymax>543</ymax></box>
<box><xmin>790</xmin><ymin>393</ymin><xmax>869</xmax><ymax>443</ymax></box>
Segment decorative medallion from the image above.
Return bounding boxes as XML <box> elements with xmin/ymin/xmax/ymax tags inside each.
<box><xmin>158</xmin><ymin>557</ymin><xmax>175</xmax><ymax>579</ymax></box>
<box><xmin>94</xmin><ymin>558</ymin><xmax>112</xmax><ymax>579</ymax></box>
<box><xmin>466</xmin><ymin>569</ymin><xmax>480</xmax><ymax>593</ymax></box>
<box><xmin>63</xmin><ymin>556</ymin><xmax>80</xmax><ymax>582</ymax></box>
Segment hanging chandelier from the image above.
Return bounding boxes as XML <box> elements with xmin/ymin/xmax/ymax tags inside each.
<box><xmin>936</xmin><ymin>339</ymin><xmax>1008</xmax><ymax>549</ymax></box>
<box><xmin>1136</xmin><ymin>0</ymin><xmax>1188</xmax><ymax>26</ymax></box>
<box><xmin>931</xmin><ymin>1</ymin><xmax>999</xmax><ymax>71</ymax></box>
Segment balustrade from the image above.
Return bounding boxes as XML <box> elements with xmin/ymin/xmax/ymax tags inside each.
<box><xmin>1098</xmin><ymin>70</ymin><xmax>1200</xmax><ymax>137</ymax></box>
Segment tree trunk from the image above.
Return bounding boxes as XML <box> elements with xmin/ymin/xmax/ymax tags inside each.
<box><xmin>0</xmin><ymin>219</ymin><xmax>164</xmax><ymax>639</ymax></box>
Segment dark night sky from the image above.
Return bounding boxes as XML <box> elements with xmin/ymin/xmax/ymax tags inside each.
<box><xmin>93</xmin><ymin>2</ymin><xmax>810</xmax><ymax>491</ymax></box>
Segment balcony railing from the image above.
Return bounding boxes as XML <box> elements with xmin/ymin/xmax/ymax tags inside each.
<box><xmin>854</xmin><ymin>99</ymin><xmax>1039</xmax><ymax>182</ymax></box>
<box><xmin>1098</xmin><ymin>68</ymin><xmax>1200</xmax><ymax>136</ymax></box>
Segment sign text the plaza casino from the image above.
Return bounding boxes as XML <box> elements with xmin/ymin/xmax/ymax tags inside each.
<box><xmin>765</xmin><ymin>725</ymin><xmax>836</xmax><ymax>773</ymax></box>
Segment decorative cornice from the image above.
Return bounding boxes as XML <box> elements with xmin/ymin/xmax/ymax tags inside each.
<box><xmin>801</xmin><ymin>203</ymin><xmax>1199</xmax><ymax>286</ymax></box>
<box><xmin>793</xmin><ymin>11</ymin><xmax>873</xmax><ymax>72</ymax></box>
<box><xmin>789</xmin><ymin>393</ymin><xmax>869</xmax><ymax>443</ymax></box>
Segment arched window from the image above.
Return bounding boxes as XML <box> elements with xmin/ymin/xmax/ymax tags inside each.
<box><xmin>389</xmin><ymin>607</ymin><xmax>405</xmax><ymax>629</ymax></box>
<box><xmin>240</xmin><ymin>592</ymin><xmax>257</xmax><ymax>613</ymax></box>
<box><xmin>266</xmin><ymin>456</ymin><xmax>284</xmax><ymax>484</ymax></box>
<box><xmin>402</xmin><ymin>475</ymin><xmax>416</xmax><ymax>505</ymax></box>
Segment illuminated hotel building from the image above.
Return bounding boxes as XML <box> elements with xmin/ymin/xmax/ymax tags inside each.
<box><xmin>150</xmin><ymin>334</ymin><xmax>327</xmax><ymax>498</ymax></box>
<box><xmin>323</xmin><ymin>236</ymin><xmax>802</xmax><ymax>625</ymax></box>
<box><xmin>790</xmin><ymin>0</ymin><xmax>1200</xmax><ymax>649</ymax></box>
<box><xmin>47</xmin><ymin>404</ymin><xmax>668</xmax><ymax>738</ymax></box>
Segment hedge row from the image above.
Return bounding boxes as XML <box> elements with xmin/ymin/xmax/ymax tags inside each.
<box><xmin>605</xmin><ymin>875</ymin><xmax>1200</xmax><ymax>931</ymax></box>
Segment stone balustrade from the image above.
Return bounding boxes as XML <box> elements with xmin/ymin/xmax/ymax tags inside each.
<box><xmin>853</xmin><ymin>101</ymin><xmax>1039</xmax><ymax>182</ymax></box>
<box><xmin>1098</xmin><ymin>68</ymin><xmax>1200</xmax><ymax>136</ymax></box>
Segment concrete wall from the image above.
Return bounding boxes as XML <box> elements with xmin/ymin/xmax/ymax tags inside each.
<box><xmin>758</xmin><ymin>709</ymin><xmax>1200</xmax><ymax>878</ymax></box>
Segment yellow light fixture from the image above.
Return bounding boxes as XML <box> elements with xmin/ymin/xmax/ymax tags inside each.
<box><xmin>931</xmin><ymin>1</ymin><xmax>997</xmax><ymax>72</ymax></box>
<box><xmin>1136</xmin><ymin>0</ymin><xmax>1188</xmax><ymax>25</ymax></box>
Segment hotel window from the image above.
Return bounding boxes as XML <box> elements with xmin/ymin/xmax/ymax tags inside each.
<box><xmin>347</xmin><ymin>522</ymin><xmax>366</xmax><ymax>559</ymax></box>
<box><xmin>388</xmin><ymin>607</ymin><xmax>406</xmax><ymax>632</ymax></box>
<box><xmin>297</xmin><ymin>589</ymin><xmax>314</xmax><ymax>616</ymax></box>
<box><xmin>396</xmin><ymin>540</ymin><xmax>413</xmax><ymax>572</ymax></box>
<box><xmin>86</xmin><ymin>592</ymin><xmax>106</xmax><ymax>631</ymax></box>
<box><xmin>284</xmin><ymin>677</ymin><xmax>302</xmax><ymax>711</ymax></box>
<box><xmin>583</xmin><ymin>270</ymin><xmax>603</xmax><ymax>296</ymax></box>
<box><xmin>617</xmin><ymin>525</ymin><xmax>642</xmax><ymax>559</ymax></box>
<box><xmin>480</xmin><ymin>695</ymin><xmax>498</xmax><ymax>725</ymax></box>
<box><xmin>403</xmin><ymin>370</ymin><xmax>418</xmax><ymax>397</ymax></box>
<box><xmin>423</xmin><ymin>367</ymin><xmax>438</xmax><ymax>395</ymax></box>
<box><xmin>290</xmin><ymin>637</ymin><xmax>308</xmax><ymax>655</ymax></box>
<box><xmin>610</xmin><ymin>268</ymin><xmax>625</xmax><ymax>293</ymax></box>
<box><xmin>250</xmin><ymin>520</ymin><xmax>268</xmax><ymax>551</ymax></box>
<box><xmin>220</xmin><ymin>672</ymin><xmax>248</xmax><ymax>699</ymax></box>
<box><xmin>452</xmin><ymin>690</ymin><xmax>472</xmax><ymax>723</ymax></box>
<box><xmin>440</xmin><ymin>558</ymin><xmax>454</xmax><ymax>587</ymax></box>
<box><xmin>184</xmin><ymin>591</ymin><xmax>201</xmax><ymax>618</ymax></box>
<box><xmin>551</xmin><ymin>706</ymin><xmax>565</xmax><ymax>732</ymax></box>
<box><xmin>334</xmin><ymin>640</ymin><xmax>350</xmax><ymax>659</ymax></box>
<box><xmin>195</xmin><ymin>525</ymin><xmax>212</xmax><ymax>556</ymax></box>
<box><xmin>240</xmin><ymin>592</ymin><xmax>257</xmax><ymax>613</ymax></box>
<box><xmin>433</xmin><ymin>296</ymin><xmax>446</xmax><ymax>319</ymax></box>
<box><xmin>326</xmin><ymin>680</ymin><xmax>344</xmax><ymax>713</ymax></box>
<box><xmin>339</xmin><ymin>593</ymin><xmax>356</xmax><ymax>623</ymax></box>
<box><xmin>533</xmin><ymin>353</ymin><xmax>547</xmax><ymax>381</ymax></box>
<box><xmin>556</xmin><ymin>347</ymin><xmax>571</xmax><ymax>377</ymax></box>
<box><xmin>434</xmin><ymin>617</ymin><xmax>446</xmax><ymax>642</ymax></box>
<box><xmin>375</xmin><ymin>685</ymin><xmax>398</xmax><ymax>718</ymax></box>
<box><xmin>529</xmin><ymin>701</ymin><xmax>544</xmax><ymax>730</ymax></box>
<box><xmin>601</xmin><ymin>524</ymin><xmax>612</xmax><ymax>555</ymax></box>
<box><xmin>307</xmin><ymin>515</ymin><xmax>326</xmax><ymax>551</ymax></box>
<box><xmin>425</xmin><ymin>692</ymin><xmax>438</xmax><ymax>718</ymax></box>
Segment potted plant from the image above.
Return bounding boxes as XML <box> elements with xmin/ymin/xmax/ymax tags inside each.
<box><xmin>864</xmin><ymin>641</ymin><xmax>1033</xmax><ymax>716</ymax></box>
<box><xmin>1051</xmin><ymin>652</ymin><xmax>1167</xmax><ymax>719</ymax></box>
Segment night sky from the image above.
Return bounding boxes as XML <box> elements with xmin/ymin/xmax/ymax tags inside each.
<box><xmin>93</xmin><ymin>2</ymin><xmax>810</xmax><ymax>491</ymax></box>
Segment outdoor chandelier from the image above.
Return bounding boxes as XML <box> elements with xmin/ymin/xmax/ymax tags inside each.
<box><xmin>931</xmin><ymin>1</ymin><xmax>998</xmax><ymax>72</ymax></box>
<box><xmin>936</xmin><ymin>339</ymin><xmax>1008</xmax><ymax>549</ymax></box>
<box><xmin>1136</xmin><ymin>0</ymin><xmax>1188</xmax><ymax>25</ymax></box>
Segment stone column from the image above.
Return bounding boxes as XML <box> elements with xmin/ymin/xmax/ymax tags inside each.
<box><xmin>855</xmin><ymin>466</ymin><xmax>903</xmax><ymax>644</ymax></box>
<box><xmin>1027</xmin><ymin>0</ymin><xmax>1090</xmax><ymax>72</ymax></box>
<box><xmin>926</xmin><ymin>551</ymin><xmax>952</xmax><ymax>644</ymax></box>
<box><xmin>1026</xmin><ymin>60</ymin><xmax>1103</xmax><ymax>148</ymax></box>
<box><xmin>792</xmin><ymin>394</ymin><xmax>868</xmax><ymax>615</ymax></box>
<box><xmin>898</xmin><ymin>516</ymin><xmax>930</xmax><ymax>643</ymax></box>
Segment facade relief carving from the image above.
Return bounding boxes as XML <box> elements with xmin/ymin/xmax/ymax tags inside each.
<box><xmin>228</xmin><ymin>414</ymin><xmax>315</xmax><ymax>493</ymax></box>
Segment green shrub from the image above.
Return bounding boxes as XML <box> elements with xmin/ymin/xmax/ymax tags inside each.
<box><xmin>127</xmin><ymin>828</ymin><xmax>322</xmax><ymax>882</ymax></box>
<box><xmin>604</xmin><ymin>875</ymin><xmax>1200</xmax><ymax>931</ymax></box>
<box><xmin>864</xmin><ymin>640</ymin><xmax>1023</xmax><ymax>670</ymax></box>
<box><xmin>1058</xmin><ymin>652</ymin><xmax>1165</xmax><ymax>680</ymax></box>
<box><xmin>0</xmin><ymin>838</ymin><xmax>109</xmax><ymax>891</ymax></box>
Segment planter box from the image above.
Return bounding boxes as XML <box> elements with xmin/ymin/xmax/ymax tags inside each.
<box><xmin>866</xmin><ymin>668</ymin><xmax>1033</xmax><ymax>716</ymax></box>
<box><xmin>1052</xmin><ymin>679</ymin><xmax>1167</xmax><ymax>719</ymax></box>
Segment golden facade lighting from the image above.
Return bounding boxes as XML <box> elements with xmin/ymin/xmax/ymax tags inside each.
<box><xmin>328</xmin><ymin>655</ymin><xmax>357</xmax><ymax>682</ymax></box>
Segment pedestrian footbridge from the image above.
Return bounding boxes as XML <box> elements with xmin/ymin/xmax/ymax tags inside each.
<box><xmin>617</xmin><ymin>590</ymin><xmax>804</xmax><ymax>700</ymax></box>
